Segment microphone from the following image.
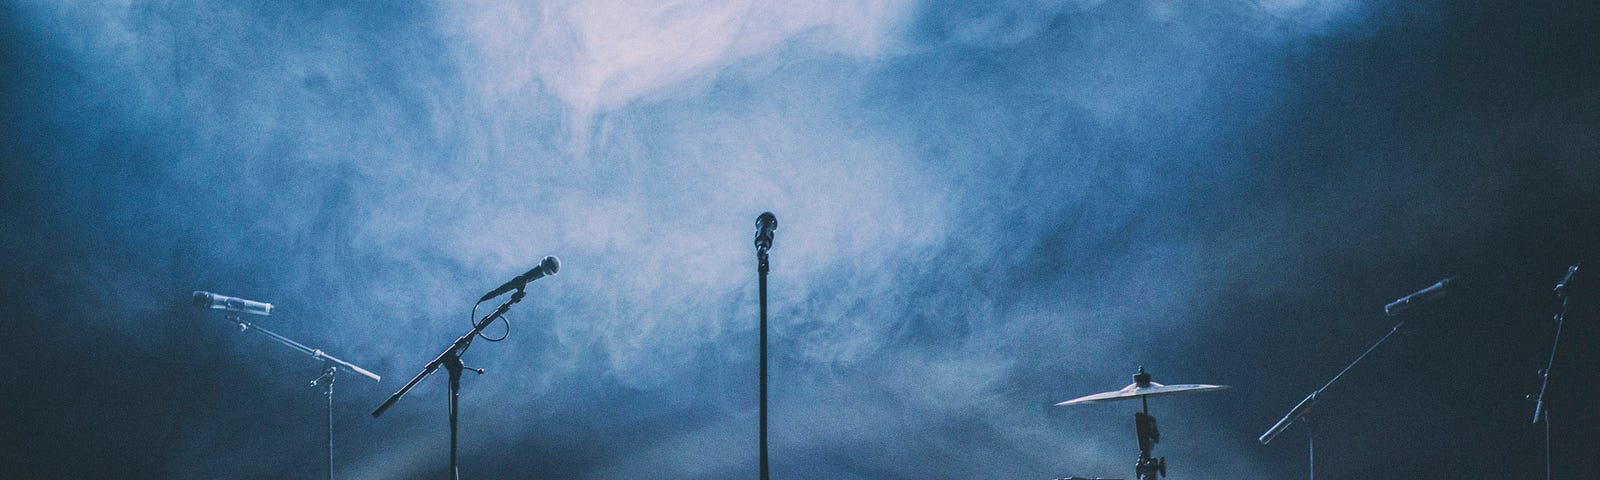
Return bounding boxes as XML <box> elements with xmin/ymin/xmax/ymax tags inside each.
<box><xmin>1383</xmin><ymin>277</ymin><xmax>1454</xmax><ymax>316</ymax></box>
<box><xmin>478</xmin><ymin>256</ymin><xmax>560</xmax><ymax>303</ymax></box>
<box><xmin>192</xmin><ymin>291</ymin><xmax>273</xmax><ymax>316</ymax></box>
<box><xmin>755</xmin><ymin>212</ymin><xmax>777</xmax><ymax>253</ymax></box>
<box><xmin>1555</xmin><ymin>263</ymin><xmax>1580</xmax><ymax>296</ymax></box>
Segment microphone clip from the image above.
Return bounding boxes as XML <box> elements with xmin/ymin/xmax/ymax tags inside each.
<box><xmin>755</xmin><ymin>212</ymin><xmax>777</xmax><ymax>254</ymax></box>
<box><xmin>1555</xmin><ymin>263</ymin><xmax>1580</xmax><ymax>296</ymax></box>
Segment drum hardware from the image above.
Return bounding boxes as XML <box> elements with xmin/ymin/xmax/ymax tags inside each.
<box><xmin>1057</xmin><ymin>367</ymin><xmax>1228</xmax><ymax>480</ymax></box>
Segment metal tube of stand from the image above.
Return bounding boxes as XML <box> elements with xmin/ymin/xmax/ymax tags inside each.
<box><xmin>327</xmin><ymin>367</ymin><xmax>336</xmax><ymax>480</ymax></box>
<box><xmin>1306</xmin><ymin>415</ymin><xmax>1314</xmax><ymax>480</ymax></box>
<box><xmin>1543</xmin><ymin>409</ymin><xmax>1550</xmax><ymax>480</ymax></box>
<box><xmin>758</xmin><ymin>250</ymin><xmax>770</xmax><ymax>480</ymax></box>
<box><xmin>447</xmin><ymin>353</ymin><xmax>463</xmax><ymax>480</ymax></box>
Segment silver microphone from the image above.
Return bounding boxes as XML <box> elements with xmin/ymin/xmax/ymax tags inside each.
<box><xmin>1555</xmin><ymin>263</ymin><xmax>1580</xmax><ymax>296</ymax></box>
<box><xmin>1383</xmin><ymin>277</ymin><xmax>1454</xmax><ymax>316</ymax></box>
<box><xmin>193</xmin><ymin>291</ymin><xmax>273</xmax><ymax>316</ymax></box>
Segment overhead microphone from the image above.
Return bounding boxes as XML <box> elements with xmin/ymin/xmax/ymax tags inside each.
<box><xmin>192</xmin><ymin>291</ymin><xmax>273</xmax><ymax>316</ymax></box>
<box><xmin>478</xmin><ymin>256</ymin><xmax>560</xmax><ymax>303</ymax></box>
<box><xmin>1555</xmin><ymin>263</ymin><xmax>1580</xmax><ymax>296</ymax></box>
<box><xmin>1383</xmin><ymin>277</ymin><xmax>1454</xmax><ymax>316</ymax></box>
<box><xmin>755</xmin><ymin>212</ymin><xmax>777</xmax><ymax>253</ymax></box>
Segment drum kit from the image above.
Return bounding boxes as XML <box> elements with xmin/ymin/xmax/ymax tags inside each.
<box><xmin>1053</xmin><ymin>366</ymin><xmax>1229</xmax><ymax>480</ymax></box>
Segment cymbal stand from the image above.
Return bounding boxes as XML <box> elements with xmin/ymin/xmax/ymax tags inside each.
<box><xmin>1132</xmin><ymin>370</ymin><xmax>1165</xmax><ymax>480</ymax></box>
<box><xmin>217</xmin><ymin>311</ymin><xmax>382</xmax><ymax>480</ymax></box>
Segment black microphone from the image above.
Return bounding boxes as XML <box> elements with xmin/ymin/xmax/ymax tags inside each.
<box><xmin>1384</xmin><ymin>277</ymin><xmax>1454</xmax><ymax>316</ymax></box>
<box><xmin>478</xmin><ymin>256</ymin><xmax>560</xmax><ymax>303</ymax></box>
<box><xmin>193</xmin><ymin>291</ymin><xmax>273</xmax><ymax>316</ymax></box>
<box><xmin>1555</xmin><ymin>263</ymin><xmax>1580</xmax><ymax>296</ymax></box>
<box><xmin>755</xmin><ymin>212</ymin><xmax>777</xmax><ymax>253</ymax></box>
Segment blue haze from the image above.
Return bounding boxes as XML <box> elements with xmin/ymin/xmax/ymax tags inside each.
<box><xmin>2</xmin><ymin>0</ymin><xmax>1597</xmax><ymax>478</ymax></box>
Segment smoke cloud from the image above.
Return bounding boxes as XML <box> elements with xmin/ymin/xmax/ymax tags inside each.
<box><xmin>3</xmin><ymin>0</ymin><xmax>1595</xmax><ymax>478</ymax></box>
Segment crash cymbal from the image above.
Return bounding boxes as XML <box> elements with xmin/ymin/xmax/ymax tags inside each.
<box><xmin>1056</xmin><ymin>367</ymin><xmax>1228</xmax><ymax>406</ymax></box>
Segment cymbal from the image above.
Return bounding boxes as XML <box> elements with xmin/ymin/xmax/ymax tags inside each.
<box><xmin>1056</xmin><ymin>367</ymin><xmax>1228</xmax><ymax>406</ymax></box>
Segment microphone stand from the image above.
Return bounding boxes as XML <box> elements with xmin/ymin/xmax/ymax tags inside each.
<box><xmin>311</xmin><ymin>365</ymin><xmax>337</xmax><ymax>480</ymax></box>
<box><xmin>1259</xmin><ymin>318</ymin><xmax>1408</xmax><ymax>480</ymax></box>
<box><xmin>757</xmin><ymin>245</ymin><xmax>771</xmax><ymax>480</ymax></box>
<box><xmin>371</xmin><ymin>289</ymin><xmax>523</xmax><ymax>480</ymax></box>
<box><xmin>217</xmin><ymin>311</ymin><xmax>382</xmax><ymax>480</ymax></box>
<box><xmin>1530</xmin><ymin>275</ymin><xmax>1576</xmax><ymax>480</ymax></box>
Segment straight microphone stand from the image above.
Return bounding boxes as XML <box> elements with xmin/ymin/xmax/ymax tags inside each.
<box><xmin>371</xmin><ymin>289</ymin><xmax>523</xmax><ymax>480</ymax></box>
<box><xmin>757</xmin><ymin>246</ymin><xmax>771</xmax><ymax>480</ymax></box>
<box><xmin>1259</xmin><ymin>319</ymin><xmax>1407</xmax><ymax>480</ymax></box>
<box><xmin>311</xmin><ymin>365</ymin><xmax>337</xmax><ymax>480</ymax></box>
<box><xmin>218</xmin><ymin>311</ymin><xmax>382</xmax><ymax>480</ymax></box>
<box><xmin>752</xmin><ymin>212</ymin><xmax>776</xmax><ymax>480</ymax></box>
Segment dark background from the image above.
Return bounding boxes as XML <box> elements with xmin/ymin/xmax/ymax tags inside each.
<box><xmin>2</xmin><ymin>0</ymin><xmax>1597</xmax><ymax>478</ymax></box>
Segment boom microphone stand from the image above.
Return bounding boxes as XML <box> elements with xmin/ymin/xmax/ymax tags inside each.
<box><xmin>371</xmin><ymin>290</ymin><xmax>525</xmax><ymax>480</ymax></box>
<box><xmin>371</xmin><ymin>256</ymin><xmax>557</xmax><ymax>480</ymax></box>
<box><xmin>1530</xmin><ymin>263</ymin><xmax>1580</xmax><ymax>480</ymax></box>
<box><xmin>1258</xmin><ymin>322</ymin><xmax>1401</xmax><ymax>480</ymax></box>
<box><xmin>1259</xmin><ymin>277</ymin><xmax>1453</xmax><ymax>480</ymax></box>
<box><xmin>199</xmin><ymin>299</ymin><xmax>382</xmax><ymax>480</ymax></box>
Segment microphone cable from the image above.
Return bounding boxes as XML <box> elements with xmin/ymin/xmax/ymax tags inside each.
<box><xmin>469</xmin><ymin>299</ymin><xmax>512</xmax><ymax>345</ymax></box>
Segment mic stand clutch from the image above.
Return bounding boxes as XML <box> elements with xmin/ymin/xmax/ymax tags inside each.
<box><xmin>371</xmin><ymin>289</ymin><xmax>524</xmax><ymax>480</ymax></box>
